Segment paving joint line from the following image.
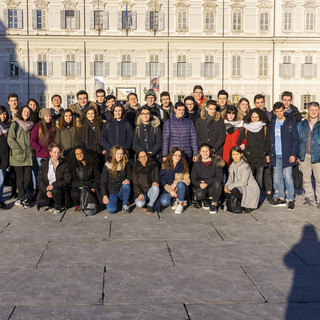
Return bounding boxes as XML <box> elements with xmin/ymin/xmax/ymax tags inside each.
<box><xmin>0</xmin><ymin>223</ymin><xmax>11</xmax><ymax>234</ymax></box>
<box><xmin>183</xmin><ymin>303</ymin><xmax>191</xmax><ymax>320</ymax></box>
<box><xmin>166</xmin><ymin>241</ymin><xmax>176</xmax><ymax>266</ymax></box>
<box><xmin>7</xmin><ymin>306</ymin><xmax>16</xmax><ymax>320</ymax></box>
<box><xmin>35</xmin><ymin>241</ymin><xmax>51</xmax><ymax>268</ymax></box>
<box><xmin>209</xmin><ymin>221</ymin><xmax>224</xmax><ymax>240</ymax></box>
<box><xmin>101</xmin><ymin>266</ymin><xmax>106</xmax><ymax>304</ymax></box>
<box><xmin>278</xmin><ymin>240</ymin><xmax>309</xmax><ymax>266</ymax></box>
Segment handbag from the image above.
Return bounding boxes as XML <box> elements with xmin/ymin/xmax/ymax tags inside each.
<box><xmin>79</xmin><ymin>187</ymin><xmax>98</xmax><ymax>216</ymax></box>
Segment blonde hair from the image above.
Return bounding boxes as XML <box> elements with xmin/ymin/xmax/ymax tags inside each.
<box><xmin>107</xmin><ymin>145</ymin><xmax>128</xmax><ymax>177</ymax></box>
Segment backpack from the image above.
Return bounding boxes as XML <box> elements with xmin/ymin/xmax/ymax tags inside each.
<box><xmin>225</xmin><ymin>193</ymin><xmax>242</xmax><ymax>214</ymax></box>
<box><xmin>79</xmin><ymin>187</ymin><xmax>98</xmax><ymax>216</ymax></box>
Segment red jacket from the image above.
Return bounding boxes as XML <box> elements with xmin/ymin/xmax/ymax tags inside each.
<box><xmin>223</xmin><ymin>128</ymin><xmax>246</xmax><ymax>164</ymax></box>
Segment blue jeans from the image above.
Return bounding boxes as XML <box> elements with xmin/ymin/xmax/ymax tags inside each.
<box><xmin>135</xmin><ymin>185</ymin><xmax>160</xmax><ymax>208</ymax></box>
<box><xmin>106</xmin><ymin>184</ymin><xmax>131</xmax><ymax>214</ymax></box>
<box><xmin>31</xmin><ymin>155</ymin><xmax>40</xmax><ymax>189</ymax></box>
<box><xmin>160</xmin><ymin>181</ymin><xmax>188</xmax><ymax>207</ymax></box>
<box><xmin>273</xmin><ymin>156</ymin><xmax>295</xmax><ymax>201</ymax></box>
<box><xmin>0</xmin><ymin>169</ymin><xmax>5</xmax><ymax>202</ymax></box>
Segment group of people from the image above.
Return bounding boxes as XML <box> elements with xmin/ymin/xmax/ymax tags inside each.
<box><xmin>0</xmin><ymin>85</ymin><xmax>318</xmax><ymax>215</ymax></box>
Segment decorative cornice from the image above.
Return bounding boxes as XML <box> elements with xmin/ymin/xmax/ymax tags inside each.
<box><xmin>258</xmin><ymin>0</ymin><xmax>272</xmax><ymax>9</ymax></box>
<box><xmin>147</xmin><ymin>0</ymin><xmax>162</xmax><ymax>11</ymax></box>
<box><xmin>35</xmin><ymin>0</ymin><xmax>49</xmax><ymax>10</ymax></box>
<box><xmin>5</xmin><ymin>0</ymin><xmax>20</xmax><ymax>9</ymax></box>
<box><xmin>203</xmin><ymin>0</ymin><xmax>218</xmax><ymax>10</ymax></box>
<box><xmin>119</xmin><ymin>0</ymin><xmax>134</xmax><ymax>11</ymax></box>
<box><xmin>91</xmin><ymin>0</ymin><xmax>106</xmax><ymax>10</ymax></box>
<box><xmin>62</xmin><ymin>0</ymin><xmax>78</xmax><ymax>10</ymax></box>
<box><xmin>175</xmin><ymin>0</ymin><xmax>191</xmax><ymax>8</ymax></box>
<box><xmin>304</xmin><ymin>0</ymin><xmax>317</xmax><ymax>9</ymax></box>
<box><xmin>282</xmin><ymin>1</ymin><xmax>296</xmax><ymax>9</ymax></box>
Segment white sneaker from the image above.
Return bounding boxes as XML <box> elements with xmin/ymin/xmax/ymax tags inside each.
<box><xmin>52</xmin><ymin>209</ymin><xmax>62</xmax><ymax>215</ymax></box>
<box><xmin>14</xmin><ymin>200</ymin><xmax>23</xmax><ymax>208</ymax></box>
<box><xmin>171</xmin><ymin>199</ymin><xmax>178</xmax><ymax>210</ymax></box>
<box><xmin>175</xmin><ymin>204</ymin><xmax>184</xmax><ymax>215</ymax></box>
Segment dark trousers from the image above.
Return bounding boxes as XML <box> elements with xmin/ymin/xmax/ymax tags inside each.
<box><xmin>264</xmin><ymin>163</ymin><xmax>273</xmax><ymax>193</ymax></box>
<box><xmin>195</xmin><ymin>180</ymin><xmax>222</xmax><ymax>203</ymax></box>
<box><xmin>37</xmin><ymin>187</ymin><xmax>64</xmax><ymax>210</ymax></box>
<box><xmin>231</xmin><ymin>187</ymin><xmax>243</xmax><ymax>201</ymax></box>
<box><xmin>253</xmin><ymin>166</ymin><xmax>264</xmax><ymax>190</ymax></box>
<box><xmin>14</xmin><ymin>166</ymin><xmax>32</xmax><ymax>201</ymax></box>
<box><xmin>70</xmin><ymin>187</ymin><xmax>100</xmax><ymax>206</ymax></box>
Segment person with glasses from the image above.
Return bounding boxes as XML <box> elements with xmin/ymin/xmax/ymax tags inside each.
<box><xmin>159</xmin><ymin>148</ymin><xmax>190</xmax><ymax>214</ymax></box>
<box><xmin>132</xmin><ymin>106</ymin><xmax>162</xmax><ymax>161</ymax></box>
<box><xmin>297</xmin><ymin>102</ymin><xmax>320</xmax><ymax>208</ymax></box>
<box><xmin>132</xmin><ymin>150</ymin><xmax>160</xmax><ymax>213</ymax></box>
<box><xmin>184</xmin><ymin>96</ymin><xmax>200</xmax><ymax>124</ymax></box>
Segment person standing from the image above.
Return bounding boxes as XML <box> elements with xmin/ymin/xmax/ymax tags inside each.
<box><xmin>69</xmin><ymin>90</ymin><xmax>98</xmax><ymax>117</ymax></box>
<box><xmin>7</xmin><ymin>93</ymin><xmax>19</xmax><ymax>120</ymax></box>
<box><xmin>50</xmin><ymin>95</ymin><xmax>64</xmax><ymax>122</ymax></box>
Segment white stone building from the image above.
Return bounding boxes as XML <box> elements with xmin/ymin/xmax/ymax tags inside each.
<box><xmin>0</xmin><ymin>0</ymin><xmax>319</xmax><ymax>109</ymax></box>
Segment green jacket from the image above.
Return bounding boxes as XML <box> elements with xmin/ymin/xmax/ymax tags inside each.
<box><xmin>7</xmin><ymin>121</ymin><xmax>34</xmax><ymax>166</ymax></box>
<box><xmin>55</xmin><ymin>127</ymin><xmax>77</xmax><ymax>157</ymax></box>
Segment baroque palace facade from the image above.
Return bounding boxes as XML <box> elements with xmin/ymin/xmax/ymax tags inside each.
<box><xmin>0</xmin><ymin>0</ymin><xmax>319</xmax><ymax>109</ymax></box>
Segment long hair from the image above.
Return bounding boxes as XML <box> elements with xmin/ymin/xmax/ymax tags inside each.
<box><xmin>229</xmin><ymin>146</ymin><xmax>254</xmax><ymax>171</ymax></box>
<box><xmin>79</xmin><ymin>106</ymin><xmax>102</xmax><ymax>127</ymax></box>
<box><xmin>107</xmin><ymin>145</ymin><xmax>128</xmax><ymax>177</ymax></box>
<box><xmin>26</xmin><ymin>98</ymin><xmax>41</xmax><ymax>113</ymax></box>
<box><xmin>15</xmin><ymin>106</ymin><xmax>33</xmax><ymax>121</ymax></box>
<box><xmin>39</xmin><ymin>116</ymin><xmax>56</xmax><ymax>146</ymax></box>
<box><xmin>111</xmin><ymin>103</ymin><xmax>125</xmax><ymax>119</ymax></box>
<box><xmin>162</xmin><ymin>147</ymin><xmax>189</xmax><ymax>174</ymax></box>
<box><xmin>0</xmin><ymin>105</ymin><xmax>10</xmax><ymax>125</ymax></box>
<box><xmin>244</xmin><ymin>107</ymin><xmax>268</xmax><ymax>124</ymax></box>
<box><xmin>59</xmin><ymin>109</ymin><xmax>77</xmax><ymax>131</ymax></box>
<box><xmin>225</xmin><ymin>105</ymin><xmax>238</xmax><ymax>122</ymax></box>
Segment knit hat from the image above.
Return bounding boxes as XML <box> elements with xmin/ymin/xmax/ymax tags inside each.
<box><xmin>39</xmin><ymin>108</ymin><xmax>53</xmax><ymax>119</ymax></box>
<box><xmin>145</xmin><ymin>89</ymin><xmax>157</xmax><ymax>101</ymax></box>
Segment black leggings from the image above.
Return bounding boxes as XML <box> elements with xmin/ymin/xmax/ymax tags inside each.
<box><xmin>264</xmin><ymin>163</ymin><xmax>273</xmax><ymax>193</ymax></box>
<box><xmin>231</xmin><ymin>188</ymin><xmax>243</xmax><ymax>201</ymax></box>
<box><xmin>195</xmin><ymin>180</ymin><xmax>222</xmax><ymax>203</ymax></box>
<box><xmin>14</xmin><ymin>166</ymin><xmax>32</xmax><ymax>201</ymax></box>
<box><xmin>253</xmin><ymin>166</ymin><xmax>264</xmax><ymax>190</ymax></box>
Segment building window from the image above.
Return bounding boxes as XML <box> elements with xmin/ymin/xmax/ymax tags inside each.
<box><xmin>150</xmin><ymin>54</ymin><xmax>159</xmax><ymax>76</ymax></box>
<box><xmin>177</xmin><ymin>95</ymin><xmax>185</xmax><ymax>102</ymax></box>
<box><xmin>65</xmin><ymin>10</ymin><xmax>75</xmax><ymax>29</ymax></box>
<box><xmin>204</xmin><ymin>11</ymin><xmax>214</xmax><ymax>31</ymax></box>
<box><xmin>67</xmin><ymin>95</ymin><xmax>76</xmax><ymax>106</ymax></box>
<box><xmin>259</xmin><ymin>55</ymin><xmax>268</xmax><ymax>77</ymax></box>
<box><xmin>232</xmin><ymin>95</ymin><xmax>240</xmax><ymax>104</ymax></box>
<box><xmin>204</xmin><ymin>55</ymin><xmax>214</xmax><ymax>76</ymax></box>
<box><xmin>39</xmin><ymin>95</ymin><xmax>47</xmax><ymax>108</ymax></box>
<box><xmin>232</xmin><ymin>12</ymin><xmax>242</xmax><ymax>31</ymax></box>
<box><xmin>38</xmin><ymin>62</ymin><xmax>47</xmax><ymax>76</ymax></box>
<box><xmin>149</xmin><ymin>11</ymin><xmax>159</xmax><ymax>30</ymax></box>
<box><xmin>94</xmin><ymin>10</ymin><xmax>103</xmax><ymax>30</ymax></box>
<box><xmin>302</xmin><ymin>55</ymin><xmax>315</xmax><ymax>77</ymax></box>
<box><xmin>177</xmin><ymin>10</ymin><xmax>187</xmax><ymax>31</ymax></box>
<box><xmin>279</xmin><ymin>55</ymin><xmax>295</xmax><ymax>77</ymax></box>
<box><xmin>232</xmin><ymin>55</ymin><xmax>241</xmax><ymax>77</ymax></box>
<box><xmin>66</xmin><ymin>53</ymin><xmax>76</xmax><ymax>76</ymax></box>
<box><xmin>38</xmin><ymin>10</ymin><xmax>46</xmax><ymax>29</ymax></box>
<box><xmin>8</xmin><ymin>9</ymin><xmax>18</xmax><ymax>29</ymax></box>
<box><xmin>94</xmin><ymin>53</ymin><xmax>104</xmax><ymax>76</ymax></box>
<box><xmin>260</xmin><ymin>13</ymin><xmax>268</xmax><ymax>31</ymax></box>
<box><xmin>205</xmin><ymin>95</ymin><xmax>213</xmax><ymax>100</ymax></box>
<box><xmin>283</xmin><ymin>12</ymin><xmax>292</xmax><ymax>31</ymax></box>
<box><xmin>121</xmin><ymin>54</ymin><xmax>131</xmax><ymax>76</ymax></box>
<box><xmin>9</xmin><ymin>61</ymin><xmax>19</xmax><ymax>76</ymax></box>
<box><xmin>121</xmin><ymin>10</ymin><xmax>132</xmax><ymax>29</ymax></box>
<box><xmin>306</xmin><ymin>12</ymin><xmax>315</xmax><ymax>31</ymax></box>
<box><xmin>177</xmin><ymin>55</ymin><xmax>187</xmax><ymax>76</ymax></box>
<box><xmin>303</xmin><ymin>95</ymin><xmax>311</xmax><ymax>109</ymax></box>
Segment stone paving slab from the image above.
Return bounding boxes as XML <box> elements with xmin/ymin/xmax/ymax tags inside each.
<box><xmin>0</xmin><ymin>267</ymin><xmax>103</xmax><ymax>307</ymax></box>
<box><xmin>186</xmin><ymin>302</ymin><xmax>320</xmax><ymax>320</ymax></box>
<box><xmin>0</xmin><ymin>241</ymin><xmax>47</xmax><ymax>269</ymax></box>
<box><xmin>104</xmin><ymin>265</ymin><xmax>264</xmax><ymax>304</ymax></box>
<box><xmin>11</xmin><ymin>304</ymin><xmax>187</xmax><ymax>320</ymax></box>
<box><xmin>168</xmin><ymin>240</ymin><xmax>305</xmax><ymax>267</ymax></box>
<box><xmin>0</xmin><ymin>307</ymin><xmax>14</xmax><ymax>320</ymax></box>
<box><xmin>38</xmin><ymin>240</ymin><xmax>173</xmax><ymax>268</ymax></box>
<box><xmin>243</xmin><ymin>266</ymin><xmax>320</xmax><ymax>303</ymax></box>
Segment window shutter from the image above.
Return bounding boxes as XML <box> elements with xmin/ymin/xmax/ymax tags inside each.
<box><xmin>60</xmin><ymin>10</ymin><xmax>66</xmax><ymax>29</ymax></box>
<box><xmin>291</xmin><ymin>64</ymin><xmax>295</xmax><ymax>77</ymax></box>
<box><xmin>215</xmin><ymin>63</ymin><xmax>219</xmax><ymax>77</ymax></box>
<box><xmin>131</xmin><ymin>62</ymin><xmax>137</xmax><ymax>76</ymax></box>
<box><xmin>4</xmin><ymin>63</ymin><xmax>9</xmax><ymax>76</ymax></box>
<box><xmin>173</xmin><ymin>62</ymin><xmax>177</xmax><ymax>76</ymax></box>
<box><xmin>279</xmin><ymin>63</ymin><xmax>283</xmax><ymax>77</ymax></box>
<box><xmin>90</xmin><ymin>62</ymin><xmax>94</xmax><ymax>76</ymax></box>
<box><xmin>160</xmin><ymin>62</ymin><xmax>165</xmax><ymax>76</ymax></box>
<box><xmin>314</xmin><ymin>64</ymin><xmax>317</xmax><ymax>78</ymax></box>
<box><xmin>75</xmin><ymin>10</ymin><xmax>80</xmax><ymax>29</ymax></box>
<box><xmin>3</xmin><ymin>9</ymin><xmax>8</xmax><ymax>28</ymax></box>
<box><xmin>17</xmin><ymin>9</ymin><xmax>23</xmax><ymax>29</ymax></box>
<box><xmin>19</xmin><ymin>62</ymin><xmax>25</xmax><ymax>77</ymax></box>
<box><xmin>145</xmin><ymin>62</ymin><xmax>150</xmax><ymax>77</ymax></box>
<box><xmin>33</xmin><ymin>62</ymin><xmax>38</xmax><ymax>75</ymax></box>
<box><xmin>300</xmin><ymin>95</ymin><xmax>304</xmax><ymax>110</ymax></box>
<box><xmin>312</xmin><ymin>95</ymin><xmax>316</xmax><ymax>102</ymax></box>
<box><xmin>61</xmin><ymin>61</ymin><xmax>66</xmax><ymax>76</ymax></box>
<box><xmin>48</xmin><ymin>62</ymin><xmax>53</xmax><ymax>76</ymax></box>
<box><xmin>301</xmin><ymin>63</ymin><xmax>304</xmax><ymax>77</ymax></box>
<box><xmin>187</xmin><ymin>63</ymin><xmax>192</xmax><ymax>76</ymax></box>
<box><xmin>159</xmin><ymin>11</ymin><xmax>165</xmax><ymax>30</ymax></box>
<box><xmin>200</xmin><ymin>63</ymin><xmax>204</xmax><ymax>77</ymax></box>
<box><xmin>104</xmin><ymin>62</ymin><xmax>109</xmax><ymax>76</ymax></box>
<box><xmin>117</xmin><ymin>62</ymin><xmax>121</xmax><ymax>76</ymax></box>
<box><xmin>103</xmin><ymin>11</ymin><xmax>109</xmax><ymax>30</ymax></box>
<box><xmin>89</xmin><ymin>11</ymin><xmax>94</xmax><ymax>30</ymax></box>
<box><xmin>32</xmin><ymin>10</ymin><xmax>37</xmax><ymax>29</ymax></box>
<box><xmin>63</xmin><ymin>95</ymin><xmax>68</xmax><ymax>109</ymax></box>
<box><xmin>145</xmin><ymin>11</ymin><xmax>150</xmax><ymax>30</ymax></box>
<box><xmin>132</xmin><ymin>11</ymin><xmax>137</xmax><ymax>30</ymax></box>
<box><xmin>76</xmin><ymin>62</ymin><xmax>81</xmax><ymax>76</ymax></box>
<box><xmin>118</xmin><ymin>11</ymin><xmax>122</xmax><ymax>29</ymax></box>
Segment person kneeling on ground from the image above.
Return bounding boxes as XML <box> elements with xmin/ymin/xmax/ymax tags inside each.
<box><xmin>159</xmin><ymin>148</ymin><xmax>190</xmax><ymax>214</ymax></box>
<box><xmin>224</xmin><ymin>146</ymin><xmax>260</xmax><ymax>213</ymax></box>
<box><xmin>100</xmin><ymin>145</ymin><xmax>131</xmax><ymax>214</ymax></box>
<box><xmin>191</xmin><ymin>143</ymin><xmax>225</xmax><ymax>214</ymax></box>
<box><xmin>132</xmin><ymin>150</ymin><xmax>160</xmax><ymax>214</ymax></box>
<box><xmin>36</xmin><ymin>143</ymin><xmax>71</xmax><ymax>214</ymax></box>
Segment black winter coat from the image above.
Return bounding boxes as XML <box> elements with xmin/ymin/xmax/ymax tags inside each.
<box><xmin>77</xmin><ymin>121</ymin><xmax>103</xmax><ymax>154</ymax></box>
<box><xmin>195</xmin><ymin>110</ymin><xmax>226</xmax><ymax>156</ymax></box>
<box><xmin>37</xmin><ymin>158</ymin><xmax>71</xmax><ymax>194</ymax></box>
<box><xmin>71</xmin><ymin>161</ymin><xmax>100</xmax><ymax>190</ymax></box>
<box><xmin>0</xmin><ymin>130</ymin><xmax>9</xmax><ymax>170</ymax></box>
<box><xmin>100</xmin><ymin>162</ymin><xmax>131</xmax><ymax>196</ymax></box>
<box><xmin>191</xmin><ymin>158</ymin><xmax>224</xmax><ymax>188</ymax></box>
<box><xmin>132</xmin><ymin>160</ymin><xmax>160</xmax><ymax>198</ymax></box>
<box><xmin>125</xmin><ymin>106</ymin><xmax>140</xmax><ymax>128</ymax></box>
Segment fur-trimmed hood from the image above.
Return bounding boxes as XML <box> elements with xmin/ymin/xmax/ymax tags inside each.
<box><xmin>197</xmin><ymin>155</ymin><xmax>225</xmax><ymax>167</ymax></box>
<box><xmin>136</xmin><ymin>115</ymin><xmax>161</xmax><ymax>128</ymax></box>
<box><xmin>200</xmin><ymin>108</ymin><xmax>221</xmax><ymax>121</ymax></box>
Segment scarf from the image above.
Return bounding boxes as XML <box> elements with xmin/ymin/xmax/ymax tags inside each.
<box><xmin>205</xmin><ymin>110</ymin><xmax>216</xmax><ymax>121</ymax></box>
<box><xmin>224</xmin><ymin>120</ymin><xmax>243</xmax><ymax>134</ymax></box>
<box><xmin>160</xmin><ymin>160</ymin><xmax>184</xmax><ymax>187</ymax></box>
<box><xmin>0</xmin><ymin>122</ymin><xmax>10</xmax><ymax>136</ymax></box>
<box><xmin>243</xmin><ymin>121</ymin><xmax>265</xmax><ymax>133</ymax></box>
<box><xmin>16</xmin><ymin>119</ymin><xmax>34</xmax><ymax>131</ymax></box>
<box><xmin>83</xmin><ymin>119</ymin><xmax>101</xmax><ymax>145</ymax></box>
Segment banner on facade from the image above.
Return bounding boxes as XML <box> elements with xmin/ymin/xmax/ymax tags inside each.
<box><xmin>94</xmin><ymin>77</ymin><xmax>104</xmax><ymax>89</ymax></box>
<box><xmin>150</xmin><ymin>77</ymin><xmax>159</xmax><ymax>92</ymax></box>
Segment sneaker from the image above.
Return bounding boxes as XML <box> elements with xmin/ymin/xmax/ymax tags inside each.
<box><xmin>171</xmin><ymin>199</ymin><xmax>179</xmax><ymax>210</ymax></box>
<box><xmin>288</xmin><ymin>201</ymin><xmax>295</xmax><ymax>211</ymax></box>
<box><xmin>14</xmin><ymin>199</ymin><xmax>23</xmax><ymax>207</ymax></box>
<box><xmin>23</xmin><ymin>199</ymin><xmax>30</xmax><ymax>208</ymax></box>
<box><xmin>266</xmin><ymin>194</ymin><xmax>273</xmax><ymax>204</ymax></box>
<box><xmin>193</xmin><ymin>200</ymin><xmax>202</xmax><ymax>209</ymax></box>
<box><xmin>0</xmin><ymin>201</ymin><xmax>8</xmax><ymax>210</ymax></box>
<box><xmin>209</xmin><ymin>204</ymin><xmax>217</xmax><ymax>214</ymax></box>
<box><xmin>270</xmin><ymin>199</ymin><xmax>287</xmax><ymax>207</ymax></box>
<box><xmin>146</xmin><ymin>205</ymin><xmax>154</xmax><ymax>214</ymax></box>
<box><xmin>52</xmin><ymin>209</ymin><xmax>62</xmax><ymax>215</ymax></box>
<box><xmin>10</xmin><ymin>192</ymin><xmax>18</xmax><ymax>199</ymax></box>
<box><xmin>175</xmin><ymin>204</ymin><xmax>184</xmax><ymax>215</ymax></box>
<box><xmin>202</xmin><ymin>199</ymin><xmax>210</xmax><ymax>210</ymax></box>
<box><xmin>45</xmin><ymin>207</ymin><xmax>54</xmax><ymax>213</ymax></box>
<box><xmin>303</xmin><ymin>199</ymin><xmax>314</xmax><ymax>207</ymax></box>
<box><xmin>122</xmin><ymin>205</ymin><xmax>130</xmax><ymax>213</ymax></box>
